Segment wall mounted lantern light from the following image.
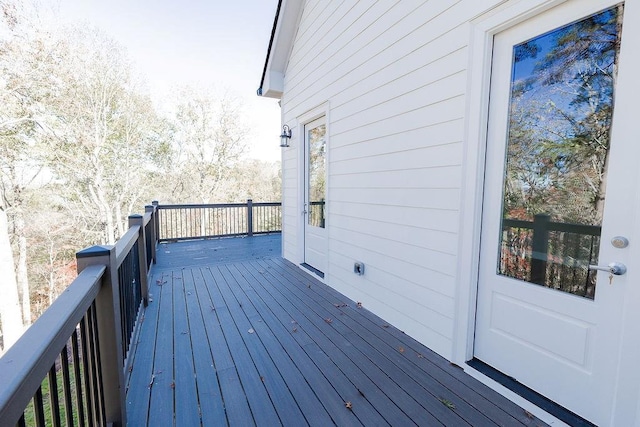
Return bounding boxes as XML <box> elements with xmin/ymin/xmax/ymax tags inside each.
<box><xmin>280</xmin><ymin>124</ymin><xmax>292</xmax><ymax>147</ymax></box>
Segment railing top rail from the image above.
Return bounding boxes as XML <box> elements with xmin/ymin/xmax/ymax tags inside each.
<box><xmin>0</xmin><ymin>265</ymin><xmax>106</xmax><ymax>425</ymax></box>
<box><xmin>157</xmin><ymin>201</ymin><xmax>281</xmax><ymax>209</ymax></box>
<box><xmin>502</xmin><ymin>218</ymin><xmax>601</xmax><ymax>236</ymax></box>
<box><xmin>157</xmin><ymin>203</ymin><xmax>249</xmax><ymax>209</ymax></box>
<box><xmin>115</xmin><ymin>225</ymin><xmax>141</xmax><ymax>267</ymax></box>
<box><xmin>142</xmin><ymin>210</ymin><xmax>153</xmax><ymax>226</ymax></box>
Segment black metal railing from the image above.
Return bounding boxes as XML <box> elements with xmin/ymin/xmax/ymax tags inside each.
<box><xmin>157</xmin><ymin>199</ymin><xmax>282</xmax><ymax>241</ymax></box>
<box><xmin>0</xmin><ymin>204</ymin><xmax>159</xmax><ymax>426</ymax></box>
<box><xmin>0</xmin><ymin>265</ymin><xmax>107</xmax><ymax>427</ymax></box>
<box><xmin>501</xmin><ymin>214</ymin><xmax>601</xmax><ymax>298</ymax></box>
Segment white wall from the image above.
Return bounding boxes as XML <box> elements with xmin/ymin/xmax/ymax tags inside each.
<box><xmin>280</xmin><ymin>0</ymin><xmax>501</xmax><ymax>359</ymax></box>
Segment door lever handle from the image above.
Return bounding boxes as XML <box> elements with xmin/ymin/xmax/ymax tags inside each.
<box><xmin>588</xmin><ymin>262</ymin><xmax>627</xmax><ymax>276</ymax></box>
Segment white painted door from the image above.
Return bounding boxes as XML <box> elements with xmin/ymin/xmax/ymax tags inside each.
<box><xmin>475</xmin><ymin>1</ymin><xmax>638</xmax><ymax>424</ymax></box>
<box><xmin>303</xmin><ymin>117</ymin><xmax>327</xmax><ymax>274</ymax></box>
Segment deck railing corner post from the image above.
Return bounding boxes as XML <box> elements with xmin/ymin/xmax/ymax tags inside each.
<box><xmin>152</xmin><ymin>200</ymin><xmax>160</xmax><ymax>243</ymax></box>
<box><xmin>129</xmin><ymin>214</ymin><xmax>149</xmax><ymax>307</ymax></box>
<box><xmin>145</xmin><ymin>205</ymin><xmax>157</xmax><ymax>264</ymax></box>
<box><xmin>76</xmin><ymin>245</ymin><xmax>127</xmax><ymax>427</ymax></box>
<box><xmin>247</xmin><ymin>199</ymin><xmax>254</xmax><ymax>237</ymax></box>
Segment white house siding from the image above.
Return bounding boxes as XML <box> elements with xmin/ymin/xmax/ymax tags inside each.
<box><xmin>280</xmin><ymin>0</ymin><xmax>500</xmax><ymax>359</ymax></box>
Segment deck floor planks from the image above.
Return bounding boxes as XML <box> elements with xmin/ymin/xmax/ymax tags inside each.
<box><xmin>253</xmin><ymin>258</ymin><xmax>488</xmax><ymax>425</ymax></box>
<box><xmin>248</xmin><ymin>259</ymin><xmax>451</xmax><ymax>426</ymax></box>
<box><xmin>125</xmin><ymin>269</ymin><xmax>163</xmax><ymax>426</ymax></box>
<box><xmin>234</xmin><ymin>264</ymin><xmax>392</xmax><ymax>426</ymax></box>
<box><xmin>218</xmin><ymin>263</ymin><xmax>336</xmax><ymax>427</ymax></box>
<box><xmin>202</xmin><ymin>266</ymin><xmax>282</xmax><ymax>426</ymax></box>
<box><xmin>229</xmin><ymin>262</ymin><xmax>364</xmax><ymax>427</ymax></box>
<box><xmin>146</xmin><ymin>269</ymin><xmax>176</xmax><ymax>426</ymax></box>
<box><xmin>238</xmin><ymin>260</ymin><xmax>421</xmax><ymax>426</ymax></box>
<box><xmin>184</xmin><ymin>268</ymin><xmax>228</xmax><ymax>426</ymax></box>
<box><xmin>192</xmin><ymin>268</ymin><xmax>256</xmax><ymax>427</ymax></box>
<box><xmin>126</xmin><ymin>235</ymin><xmax>548</xmax><ymax>427</ymax></box>
<box><xmin>173</xmin><ymin>268</ymin><xmax>201</xmax><ymax>426</ymax></box>
<box><xmin>213</xmin><ymin>264</ymin><xmax>309</xmax><ymax>426</ymax></box>
<box><xmin>271</xmin><ymin>258</ymin><xmax>541</xmax><ymax>426</ymax></box>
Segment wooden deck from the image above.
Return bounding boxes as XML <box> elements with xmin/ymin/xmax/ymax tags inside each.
<box><xmin>125</xmin><ymin>234</ymin><xmax>547</xmax><ymax>426</ymax></box>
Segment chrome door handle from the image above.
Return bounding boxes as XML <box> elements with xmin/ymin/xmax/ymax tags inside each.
<box><xmin>588</xmin><ymin>262</ymin><xmax>627</xmax><ymax>276</ymax></box>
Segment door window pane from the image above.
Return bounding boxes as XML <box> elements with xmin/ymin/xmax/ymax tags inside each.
<box><xmin>308</xmin><ymin>124</ymin><xmax>326</xmax><ymax>228</ymax></box>
<box><xmin>498</xmin><ymin>5</ymin><xmax>623</xmax><ymax>299</ymax></box>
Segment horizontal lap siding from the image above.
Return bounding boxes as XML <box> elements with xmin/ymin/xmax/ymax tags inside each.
<box><xmin>282</xmin><ymin>0</ymin><xmax>475</xmax><ymax>359</ymax></box>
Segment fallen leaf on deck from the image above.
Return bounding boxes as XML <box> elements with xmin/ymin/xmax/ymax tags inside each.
<box><xmin>248</xmin><ymin>328</ymin><xmax>255</xmax><ymax>334</ymax></box>
<box><xmin>381</xmin><ymin>324</ymin><xmax>390</xmax><ymax>328</ymax></box>
<box><xmin>524</xmin><ymin>410</ymin><xmax>534</xmax><ymax>419</ymax></box>
<box><xmin>438</xmin><ymin>397</ymin><xmax>455</xmax><ymax>410</ymax></box>
<box><xmin>416</xmin><ymin>353</ymin><xmax>424</xmax><ymax>359</ymax></box>
<box><xmin>260</xmin><ymin>376</ymin><xmax>265</xmax><ymax>382</ymax></box>
<box><xmin>344</xmin><ymin>401</ymin><xmax>352</xmax><ymax>410</ymax></box>
<box><xmin>170</xmin><ymin>382</ymin><xmax>175</xmax><ymax>389</ymax></box>
<box><xmin>324</xmin><ymin>318</ymin><xmax>333</xmax><ymax>324</ymax></box>
<box><xmin>356</xmin><ymin>302</ymin><xmax>363</xmax><ymax>309</ymax></box>
<box><xmin>292</xmin><ymin>327</ymin><xmax>298</xmax><ymax>333</ymax></box>
<box><xmin>398</xmin><ymin>346</ymin><xmax>405</xmax><ymax>353</ymax></box>
<box><xmin>334</xmin><ymin>303</ymin><xmax>347</xmax><ymax>308</ymax></box>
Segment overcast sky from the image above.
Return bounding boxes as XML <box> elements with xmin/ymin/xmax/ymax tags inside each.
<box><xmin>42</xmin><ymin>0</ymin><xmax>282</xmax><ymax>162</ymax></box>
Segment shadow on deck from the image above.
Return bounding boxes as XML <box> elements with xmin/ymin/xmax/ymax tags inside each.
<box><xmin>125</xmin><ymin>234</ymin><xmax>546</xmax><ymax>426</ymax></box>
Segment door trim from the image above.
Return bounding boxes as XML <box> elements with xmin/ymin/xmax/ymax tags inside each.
<box><xmin>296</xmin><ymin>102</ymin><xmax>330</xmax><ymax>280</ymax></box>
<box><xmin>453</xmin><ymin>0</ymin><xmax>617</xmax><ymax>424</ymax></box>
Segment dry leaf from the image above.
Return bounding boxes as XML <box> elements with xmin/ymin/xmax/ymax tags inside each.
<box><xmin>248</xmin><ymin>328</ymin><xmax>255</xmax><ymax>334</ymax></box>
<box><xmin>398</xmin><ymin>346</ymin><xmax>405</xmax><ymax>353</ymax></box>
<box><xmin>382</xmin><ymin>324</ymin><xmax>390</xmax><ymax>328</ymax></box>
<box><xmin>324</xmin><ymin>318</ymin><xmax>333</xmax><ymax>324</ymax></box>
<box><xmin>356</xmin><ymin>302</ymin><xmax>363</xmax><ymax>309</ymax></box>
<box><xmin>260</xmin><ymin>376</ymin><xmax>265</xmax><ymax>382</ymax></box>
<box><xmin>344</xmin><ymin>401</ymin><xmax>352</xmax><ymax>410</ymax></box>
<box><xmin>334</xmin><ymin>303</ymin><xmax>347</xmax><ymax>308</ymax></box>
<box><xmin>170</xmin><ymin>382</ymin><xmax>175</xmax><ymax>389</ymax></box>
<box><xmin>416</xmin><ymin>353</ymin><xmax>425</xmax><ymax>359</ymax></box>
<box><xmin>292</xmin><ymin>327</ymin><xmax>298</xmax><ymax>333</ymax></box>
<box><xmin>438</xmin><ymin>397</ymin><xmax>455</xmax><ymax>410</ymax></box>
<box><xmin>524</xmin><ymin>410</ymin><xmax>534</xmax><ymax>419</ymax></box>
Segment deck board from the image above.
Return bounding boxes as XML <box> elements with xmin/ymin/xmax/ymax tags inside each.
<box><xmin>126</xmin><ymin>234</ymin><xmax>548</xmax><ymax>426</ymax></box>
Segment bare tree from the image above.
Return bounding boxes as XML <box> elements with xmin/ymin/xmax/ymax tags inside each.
<box><xmin>172</xmin><ymin>87</ymin><xmax>249</xmax><ymax>203</ymax></box>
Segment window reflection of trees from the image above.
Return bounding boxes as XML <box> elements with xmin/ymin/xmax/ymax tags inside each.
<box><xmin>499</xmin><ymin>5</ymin><xmax>623</xmax><ymax>299</ymax></box>
<box><xmin>308</xmin><ymin>125</ymin><xmax>326</xmax><ymax>228</ymax></box>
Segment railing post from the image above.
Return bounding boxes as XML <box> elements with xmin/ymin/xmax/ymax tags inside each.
<box><xmin>247</xmin><ymin>199</ymin><xmax>253</xmax><ymax>237</ymax></box>
<box><xmin>152</xmin><ymin>200</ymin><xmax>160</xmax><ymax>242</ymax></box>
<box><xmin>145</xmin><ymin>205</ymin><xmax>157</xmax><ymax>264</ymax></box>
<box><xmin>531</xmin><ymin>213</ymin><xmax>550</xmax><ymax>285</ymax></box>
<box><xmin>129</xmin><ymin>214</ymin><xmax>149</xmax><ymax>307</ymax></box>
<box><xmin>76</xmin><ymin>245</ymin><xmax>126</xmax><ymax>427</ymax></box>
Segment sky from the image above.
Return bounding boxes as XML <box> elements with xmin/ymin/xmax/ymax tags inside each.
<box><xmin>41</xmin><ymin>0</ymin><xmax>282</xmax><ymax>162</ymax></box>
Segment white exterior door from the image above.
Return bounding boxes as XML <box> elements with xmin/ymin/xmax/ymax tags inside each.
<box><xmin>474</xmin><ymin>1</ymin><xmax>638</xmax><ymax>424</ymax></box>
<box><xmin>303</xmin><ymin>117</ymin><xmax>327</xmax><ymax>274</ymax></box>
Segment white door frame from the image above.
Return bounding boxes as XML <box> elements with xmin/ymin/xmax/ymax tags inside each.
<box><xmin>297</xmin><ymin>102</ymin><xmax>330</xmax><ymax>278</ymax></box>
<box><xmin>454</xmin><ymin>0</ymin><xmax>640</xmax><ymax>424</ymax></box>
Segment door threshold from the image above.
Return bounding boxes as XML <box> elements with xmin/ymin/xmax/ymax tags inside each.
<box><xmin>467</xmin><ymin>358</ymin><xmax>595</xmax><ymax>427</ymax></box>
<box><xmin>300</xmin><ymin>263</ymin><xmax>324</xmax><ymax>278</ymax></box>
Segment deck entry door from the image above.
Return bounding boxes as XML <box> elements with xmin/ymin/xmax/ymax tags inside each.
<box><xmin>303</xmin><ymin>117</ymin><xmax>327</xmax><ymax>274</ymax></box>
<box><xmin>474</xmin><ymin>1</ymin><xmax>636</xmax><ymax>424</ymax></box>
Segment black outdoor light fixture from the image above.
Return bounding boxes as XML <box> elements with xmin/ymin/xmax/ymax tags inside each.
<box><xmin>280</xmin><ymin>124</ymin><xmax>292</xmax><ymax>147</ymax></box>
